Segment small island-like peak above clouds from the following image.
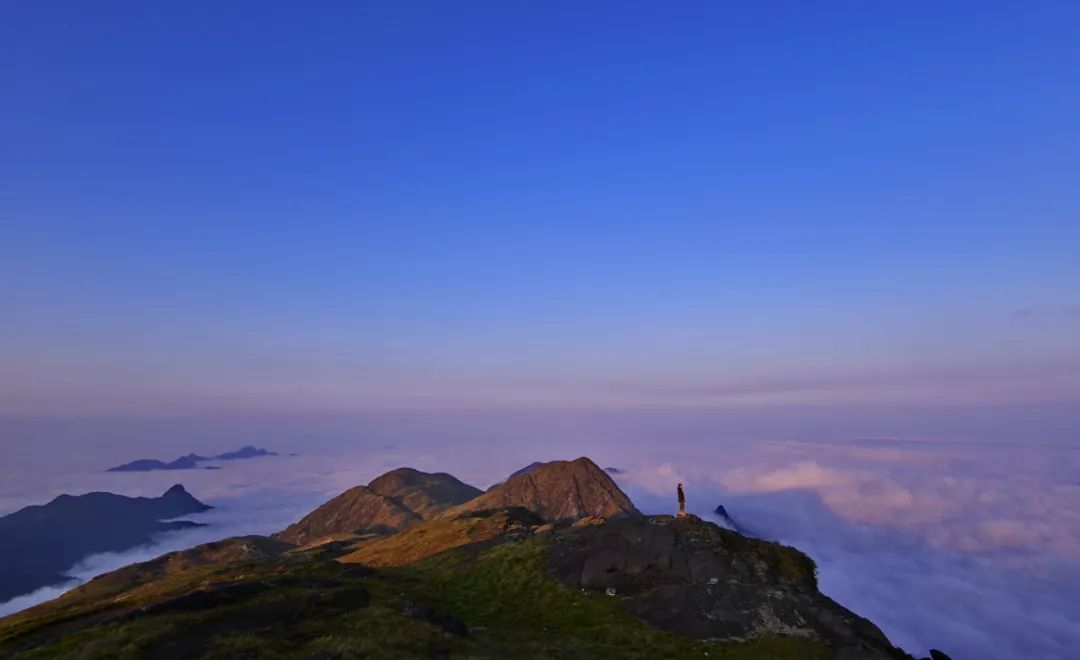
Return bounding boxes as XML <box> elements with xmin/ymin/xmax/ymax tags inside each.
<box><xmin>106</xmin><ymin>446</ymin><xmax>279</xmax><ymax>472</ymax></box>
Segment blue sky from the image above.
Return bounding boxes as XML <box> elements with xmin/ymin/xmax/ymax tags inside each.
<box><xmin>2</xmin><ymin>2</ymin><xmax>1078</xmax><ymax>414</ymax></box>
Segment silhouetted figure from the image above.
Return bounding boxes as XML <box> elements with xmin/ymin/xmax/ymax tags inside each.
<box><xmin>677</xmin><ymin>482</ymin><xmax>686</xmax><ymax>518</ymax></box>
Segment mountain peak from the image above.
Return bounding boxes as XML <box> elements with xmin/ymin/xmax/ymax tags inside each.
<box><xmin>441</xmin><ymin>456</ymin><xmax>640</xmax><ymax>522</ymax></box>
<box><xmin>368</xmin><ymin>467</ymin><xmax>482</xmax><ymax>518</ymax></box>
<box><xmin>274</xmin><ymin>468</ymin><xmax>484</xmax><ymax>546</ymax></box>
<box><xmin>164</xmin><ymin>484</ymin><xmax>189</xmax><ymax>496</ymax></box>
<box><xmin>273</xmin><ymin>486</ymin><xmax>421</xmax><ymax>546</ymax></box>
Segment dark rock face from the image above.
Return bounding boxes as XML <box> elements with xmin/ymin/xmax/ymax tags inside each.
<box><xmin>0</xmin><ymin>485</ymin><xmax>210</xmax><ymax>602</ymax></box>
<box><xmin>547</xmin><ymin>515</ymin><xmax>907</xmax><ymax>660</ymax></box>
<box><xmin>368</xmin><ymin>468</ymin><xmax>482</xmax><ymax>518</ymax></box>
<box><xmin>441</xmin><ymin>457</ymin><xmax>640</xmax><ymax>523</ymax></box>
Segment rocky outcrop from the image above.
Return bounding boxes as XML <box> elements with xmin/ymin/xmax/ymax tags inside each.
<box><xmin>441</xmin><ymin>457</ymin><xmax>640</xmax><ymax>523</ymax></box>
<box><xmin>368</xmin><ymin>468</ymin><xmax>482</xmax><ymax>518</ymax></box>
<box><xmin>548</xmin><ymin>514</ymin><xmax>908</xmax><ymax>660</ymax></box>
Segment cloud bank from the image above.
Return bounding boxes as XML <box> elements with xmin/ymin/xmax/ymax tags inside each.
<box><xmin>1</xmin><ymin>417</ymin><xmax>1078</xmax><ymax>659</ymax></box>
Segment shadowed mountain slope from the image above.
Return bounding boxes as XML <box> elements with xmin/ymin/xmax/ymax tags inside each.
<box><xmin>0</xmin><ymin>485</ymin><xmax>210</xmax><ymax>602</ymax></box>
<box><xmin>441</xmin><ymin>457</ymin><xmax>640</xmax><ymax>522</ymax></box>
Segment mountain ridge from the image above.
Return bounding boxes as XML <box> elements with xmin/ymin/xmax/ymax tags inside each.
<box><xmin>0</xmin><ymin>457</ymin><xmax>946</xmax><ymax>659</ymax></box>
<box><xmin>0</xmin><ymin>485</ymin><xmax>210</xmax><ymax>602</ymax></box>
<box><xmin>106</xmin><ymin>446</ymin><xmax>278</xmax><ymax>472</ymax></box>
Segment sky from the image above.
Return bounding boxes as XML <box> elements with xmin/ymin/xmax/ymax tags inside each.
<box><xmin>2</xmin><ymin>1</ymin><xmax>1078</xmax><ymax>415</ymax></box>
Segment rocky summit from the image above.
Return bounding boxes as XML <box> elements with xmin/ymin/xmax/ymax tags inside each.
<box><xmin>273</xmin><ymin>468</ymin><xmax>485</xmax><ymax>545</ymax></box>
<box><xmin>0</xmin><ymin>457</ymin><xmax>942</xmax><ymax>659</ymax></box>
<box><xmin>440</xmin><ymin>457</ymin><xmax>640</xmax><ymax>522</ymax></box>
<box><xmin>367</xmin><ymin>467</ymin><xmax>483</xmax><ymax>518</ymax></box>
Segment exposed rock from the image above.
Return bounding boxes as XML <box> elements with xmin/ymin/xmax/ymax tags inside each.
<box><xmin>547</xmin><ymin>514</ymin><xmax>908</xmax><ymax>660</ymax></box>
<box><xmin>368</xmin><ymin>467</ymin><xmax>482</xmax><ymax>518</ymax></box>
<box><xmin>440</xmin><ymin>457</ymin><xmax>640</xmax><ymax>523</ymax></box>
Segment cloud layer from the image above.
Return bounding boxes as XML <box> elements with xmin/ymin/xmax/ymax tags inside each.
<box><xmin>1</xmin><ymin>419</ymin><xmax>1078</xmax><ymax>659</ymax></box>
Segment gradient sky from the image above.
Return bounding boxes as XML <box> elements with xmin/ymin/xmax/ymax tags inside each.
<box><xmin>2</xmin><ymin>1</ymin><xmax>1078</xmax><ymax>414</ymax></box>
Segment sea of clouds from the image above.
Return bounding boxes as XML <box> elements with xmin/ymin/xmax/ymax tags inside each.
<box><xmin>1</xmin><ymin>409</ymin><xmax>1077</xmax><ymax>659</ymax></box>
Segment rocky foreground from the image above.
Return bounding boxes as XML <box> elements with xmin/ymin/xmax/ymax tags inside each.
<box><xmin>0</xmin><ymin>457</ymin><xmax>947</xmax><ymax>659</ymax></box>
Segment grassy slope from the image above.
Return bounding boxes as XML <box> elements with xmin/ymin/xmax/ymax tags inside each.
<box><xmin>0</xmin><ymin>535</ymin><xmax>832</xmax><ymax>660</ymax></box>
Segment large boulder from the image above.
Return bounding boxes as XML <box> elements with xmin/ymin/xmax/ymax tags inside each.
<box><xmin>547</xmin><ymin>515</ymin><xmax>908</xmax><ymax>660</ymax></box>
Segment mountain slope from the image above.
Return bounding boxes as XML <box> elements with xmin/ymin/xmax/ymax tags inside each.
<box><xmin>0</xmin><ymin>457</ymin><xmax>938</xmax><ymax>659</ymax></box>
<box><xmin>0</xmin><ymin>512</ymin><xmax>915</xmax><ymax>659</ymax></box>
<box><xmin>367</xmin><ymin>467</ymin><xmax>482</xmax><ymax>518</ymax></box>
<box><xmin>0</xmin><ymin>485</ymin><xmax>210</xmax><ymax>602</ymax></box>
<box><xmin>274</xmin><ymin>467</ymin><xmax>484</xmax><ymax>545</ymax></box>
<box><xmin>274</xmin><ymin>485</ymin><xmax>420</xmax><ymax>545</ymax></box>
<box><xmin>441</xmin><ymin>457</ymin><xmax>640</xmax><ymax>522</ymax></box>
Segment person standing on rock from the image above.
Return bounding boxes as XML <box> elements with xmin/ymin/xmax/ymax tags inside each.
<box><xmin>677</xmin><ymin>483</ymin><xmax>687</xmax><ymax>518</ymax></box>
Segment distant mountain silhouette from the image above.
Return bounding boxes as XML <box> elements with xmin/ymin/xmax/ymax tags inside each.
<box><xmin>214</xmin><ymin>446</ymin><xmax>278</xmax><ymax>460</ymax></box>
<box><xmin>0</xmin><ymin>485</ymin><xmax>210</xmax><ymax>602</ymax></box>
<box><xmin>106</xmin><ymin>446</ymin><xmax>277</xmax><ymax>472</ymax></box>
<box><xmin>713</xmin><ymin>504</ymin><xmax>747</xmax><ymax>534</ymax></box>
<box><xmin>274</xmin><ymin>468</ymin><xmax>482</xmax><ymax>545</ymax></box>
<box><xmin>106</xmin><ymin>453</ymin><xmax>210</xmax><ymax>472</ymax></box>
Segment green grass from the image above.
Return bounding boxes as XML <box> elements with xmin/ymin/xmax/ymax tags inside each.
<box><xmin>1</xmin><ymin>537</ymin><xmax>832</xmax><ymax>660</ymax></box>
